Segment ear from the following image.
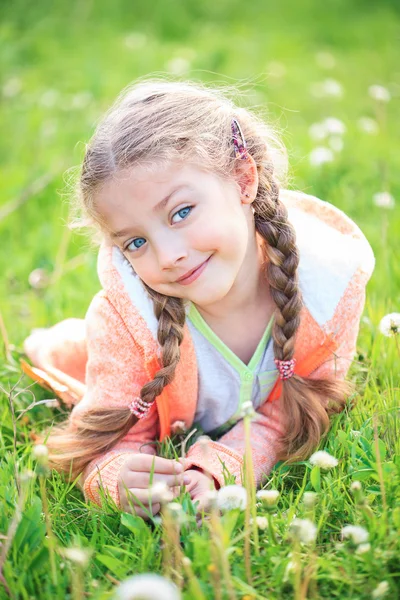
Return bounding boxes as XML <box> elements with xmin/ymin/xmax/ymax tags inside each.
<box><xmin>233</xmin><ymin>154</ymin><xmax>259</xmax><ymax>205</ymax></box>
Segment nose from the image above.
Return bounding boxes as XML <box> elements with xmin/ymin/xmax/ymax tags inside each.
<box><xmin>154</xmin><ymin>238</ymin><xmax>189</xmax><ymax>271</ymax></box>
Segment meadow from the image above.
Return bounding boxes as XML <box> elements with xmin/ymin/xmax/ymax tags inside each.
<box><xmin>0</xmin><ymin>0</ymin><xmax>399</xmax><ymax>598</ymax></box>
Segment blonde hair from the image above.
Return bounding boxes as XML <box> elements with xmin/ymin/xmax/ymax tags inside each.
<box><xmin>39</xmin><ymin>77</ymin><xmax>354</xmax><ymax>481</ymax></box>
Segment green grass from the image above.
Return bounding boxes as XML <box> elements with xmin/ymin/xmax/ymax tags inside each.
<box><xmin>0</xmin><ymin>0</ymin><xmax>399</xmax><ymax>598</ymax></box>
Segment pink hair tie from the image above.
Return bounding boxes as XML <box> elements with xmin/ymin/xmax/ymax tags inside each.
<box><xmin>129</xmin><ymin>396</ymin><xmax>152</xmax><ymax>419</ymax></box>
<box><xmin>231</xmin><ymin>118</ymin><xmax>248</xmax><ymax>160</ymax></box>
<box><xmin>274</xmin><ymin>358</ymin><xmax>296</xmax><ymax>380</ymax></box>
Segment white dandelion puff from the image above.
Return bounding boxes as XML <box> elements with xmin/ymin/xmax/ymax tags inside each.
<box><xmin>371</xmin><ymin>581</ymin><xmax>389</xmax><ymax>599</ymax></box>
<box><xmin>373</xmin><ymin>192</ymin><xmax>395</xmax><ymax>209</ymax></box>
<box><xmin>256</xmin><ymin>489</ymin><xmax>280</xmax><ymax>506</ymax></box>
<box><xmin>328</xmin><ymin>136</ymin><xmax>344</xmax><ymax>153</ymax></box>
<box><xmin>289</xmin><ymin>518</ymin><xmax>317</xmax><ymax>544</ymax></box>
<box><xmin>309</xmin><ymin>147</ymin><xmax>334</xmax><ymax>167</ymax></box>
<box><xmin>124</xmin><ymin>32</ymin><xmax>148</xmax><ymax>50</ymax></box>
<box><xmin>115</xmin><ymin>573</ymin><xmax>181</xmax><ymax>600</ymax></box>
<box><xmin>315</xmin><ymin>51</ymin><xmax>336</xmax><ymax>69</ymax></box>
<box><xmin>358</xmin><ymin>117</ymin><xmax>379</xmax><ymax>134</ymax></box>
<box><xmin>350</xmin><ymin>481</ymin><xmax>362</xmax><ymax>492</ymax></box>
<box><xmin>309</xmin><ymin>450</ymin><xmax>338</xmax><ymax>469</ymax></box>
<box><xmin>309</xmin><ymin>122</ymin><xmax>328</xmax><ymax>141</ymax></box>
<box><xmin>240</xmin><ymin>400</ymin><xmax>257</xmax><ymax>419</ymax></box>
<box><xmin>149</xmin><ymin>481</ymin><xmax>174</xmax><ymax>504</ymax></box>
<box><xmin>33</xmin><ymin>444</ymin><xmax>49</xmax><ymax>459</ymax></box>
<box><xmin>379</xmin><ymin>313</ymin><xmax>400</xmax><ymax>337</ymax></box>
<box><xmin>216</xmin><ymin>485</ymin><xmax>247</xmax><ymax>511</ymax></box>
<box><xmin>368</xmin><ymin>85</ymin><xmax>391</xmax><ymax>103</ymax></box>
<box><xmin>311</xmin><ymin>78</ymin><xmax>343</xmax><ymax>99</ymax></box>
<box><xmin>303</xmin><ymin>491</ymin><xmax>318</xmax><ymax>508</ymax></box>
<box><xmin>341</xmin><ymin>524</ymin><xmax>369</xmax><ymax>545</ymax></box>
<box><xmin>2</xmin><ymin>77</ymin><xmax>22</xmax><ymax>98</ymax></box>
<box><xmin>60</xmin><ymin>547</ymin><xmax>92</xmax><ymax>568</ymax></box>
<box><xmin>250</xmin><ymin>516</ymin><xmax>268</xmax><ymax>530</ymax></box>
<box><xmin>166</xmin><ymin>57</ymin><xmax>191</xmax><ymax>75</ymax></box>
<box><xmin>356</xmin><ymin>542</ymin><xmax>371</xmax><ymax>554</ymax></box>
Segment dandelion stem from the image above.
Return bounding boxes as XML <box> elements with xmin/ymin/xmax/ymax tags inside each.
<box><xmin>243</xmin><ymin>416</ymin><xmax>260</xmax><ymax>556</ymax></box>
<box><xmin>39</xmin><ymin>475</ymin><xmax>58</xmax><ymax>586</ymax></box>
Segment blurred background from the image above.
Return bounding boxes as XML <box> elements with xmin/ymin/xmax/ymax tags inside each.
<box><xmin>0</xmin><ymin>0</ymin><xmax>399</xmax><ymax>347</ymax></box>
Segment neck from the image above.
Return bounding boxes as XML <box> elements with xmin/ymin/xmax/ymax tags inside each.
<box><xmin>195</xmin><ymin>232</ymin><xmax>271</xmax><ymax>322</ymax></box>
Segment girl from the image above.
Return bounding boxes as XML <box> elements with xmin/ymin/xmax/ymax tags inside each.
<box><xmin>23</xmin><ymin>78</ymin><xmax>375</xmax><ymax>519</ymax></box>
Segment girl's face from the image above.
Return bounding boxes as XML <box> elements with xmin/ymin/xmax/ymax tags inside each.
<box><xmin>95</xmin><ymin>161</ymin><xmax>258</xmax><ymax>310</ymax></box>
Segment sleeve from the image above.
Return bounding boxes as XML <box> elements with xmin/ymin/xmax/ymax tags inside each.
<box><xmin>184</xmin><ymin>261</ymin><xmax>375</xmax><ymax>489</ymax></box>
<box><xmin>70</xmin><ymin>292</ymin><xmax>159</xmax><ymax>508</ymax></box>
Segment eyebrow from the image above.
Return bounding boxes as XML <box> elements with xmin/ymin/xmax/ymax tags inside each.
<box><xmin>110</xmin><ymin>184</ymin><xmax>191</xmax><ymax>240</ymax></box>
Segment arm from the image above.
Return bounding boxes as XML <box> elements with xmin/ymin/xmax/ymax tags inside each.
<box><xmin>185</xmin><ymin>266</ymin><xmax>373</xmax><ymax>488</ymax></box>
<box><xmin>70</xmin><ymin>291</ymin><xmax>159</xmax><ymax>508</ymax></box>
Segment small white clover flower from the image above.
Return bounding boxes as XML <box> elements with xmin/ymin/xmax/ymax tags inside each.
<box><xmin>379</xmin><ymin>313</ymin><xmax>400</xmax><ymax>337</ymax></box>
<box><xmin>309</xmin><ymin>147</ymin><xmax>334</xmax><ymax>167</ymax></box>
<box><xmin>115</xmin><ymin>573</ymin><xmax>180</xmax><ymax>600</ymax></box>
<box><xmin>216</xmin><ymin>485</ymin><xmax>247</xmax><ymax>511</ymax></box>
<box><xmin>350</xmin><ymin>481</ymin><xmax>362</xmax><ymax>492</ymax></box>
<box><xmin>368</xmin><ymin>85</ymin><xmax>391</xmax><ymax>103</ymax></box>
<box><xmin>341</xmin><ymin>524</ymin><xmax>369</xmax><ymax>545</ymax></box>
<box><xmin>309</xmin><ymin>450</ymin><xmax>338</xmax><ymax>469</ymax></box>
<box><xmin>358</xmin><ymin>117</ymin><xmax>379</xmax><ymax>134</ymax></box>
<box><xmin>250</xmin><ymin>516</ymin><xmax>268</xmax><ymax>530</ymax></box>
<box><xmin>356</xmin><ymin>542</ymin><xmax>371</xmax><ymax>554</ymax></box>
<box><xmin>33</xmin><ymin>444</ymin><xmax>49</xmax><ymax>459</ymax></box>
<box><xmin>373</xmin><ymin>192</ymin><xmax>395</xmax><ymax>209</ymax></box>
<box><xmin>240</xmin><ymin>400</ymin><xmax>257</xmax><ymax>419</ymax></box>
<box><xmin>371</xmin><ymin>581</ymin><xmax>389</xmax><ymax>599</ymax></box>
<box><xmin>289</xmin><ymin>518</ymin><xmax>317</xmax><ymax>544</ymax></box>
<box><xmin>256</xmin><ymin>489</ymin><xmax>280</xmax><ymax>506</ymax></box>
<box><xmin>61</xmin><ymin>547</ymin><xmax>92</xmax><ymax>568</ymax></box>
<box><xmin>303</xmin><ymin>491</ymin><xmax>318</xmax><ymax>508</ymax></box>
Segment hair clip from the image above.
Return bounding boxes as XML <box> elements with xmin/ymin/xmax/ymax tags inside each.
<box><xmin>231</xmin><ymin>118</ymin><xmax>248</xmax><ymax>160</ymax></box>
<box><xmin>128</xmin><ymin>396</ymin><xmax>152</xmax><ymax>419</ymax></box>
<box><xmin>274</xmin><ymin>358</ymin><xmax>296</xmax><ymax>380</ymax></box>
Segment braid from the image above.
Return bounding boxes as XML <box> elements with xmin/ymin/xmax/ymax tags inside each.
<box><xmin>139</xmin><ymin>286</ymin><xmax>186</xmax><ymax>406</ymax></box>
<box><xmin>252</xmin><ymin>178</ymin><xmax>303</xmax><ymax>362</ymax></box>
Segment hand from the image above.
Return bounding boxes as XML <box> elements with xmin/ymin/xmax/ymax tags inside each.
<box><xmin>118</xmin><ymin>454</ymin><xmax>186</xmax><ymax>520</ymax></box>
<box><xmin>183</xmin><ymin>468</ymin><xmax>217</xmax><ymax>517</ymax></box>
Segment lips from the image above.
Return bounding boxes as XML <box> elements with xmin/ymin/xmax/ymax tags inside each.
<box><xmin>176</xmin><ymin>256</ymin><xmax>211</xmax><ymax>283</ymax></box>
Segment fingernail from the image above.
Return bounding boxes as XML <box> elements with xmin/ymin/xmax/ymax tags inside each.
<box><xmin>175</xmin><ymin>462</ymin><xmax>184</xmax><ymax>473</ymax></box>
<box><xmin>183</xmin><ymin>475</ymin><xmax>191</xmax><ymax>485</ymax></box>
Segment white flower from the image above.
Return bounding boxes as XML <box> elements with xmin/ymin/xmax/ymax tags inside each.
<box><xmin>311</xmin><ymin>78</ymin><xmax>343</xmax><ymax>98</ymax></box>
<box><xmin>289</xmin><ymin>518</ymin><xmax>317</xmax><ymax>544</ymax></box>
<box><xmin>240</xmin><ymin>400</ymin><xmax>256</xmax><ymax>419</ymax></box>
<box><xmin>166</xmin><ymin>57</ymin><xmax>191</xmax><ymax>75</ymax></box>
<box><xmin>251</xmin><ymin>516</ymin><xmax>268</xmax><ymax>530</ymax></box>
<box><xmin>256</xmin><ymin>489</ymin><xmax>280</xmax><ymax>506</ymax></box>
<box><xmin>216</xmin><ymin>485</ymin><xmax>247</xmax><ymax>511</ymax></box>
<box><xmin>328</xmin><ymin>136</ymin><xmax>344</xmax><ymax>153</ymax></box>
<box><xmin>309</xmin><ymin>450</ymin><xmax>338</xmax><ymax>469</ymax></box>
<box><xmin>309</xmin><ymin>147</ymin><xmax>334</xmax><ymax>167</ymax></box>
<box><xmin>373</xmin><ymin>192</ymin><xmax>395</xmax><ymax>209</ymax></box>
<box><xmin>324</xmin><ymin>117</ymin><xmax>346</xmax><ymax>136</ymax></box>
<box><xmin>372</xmin><ymin>581</ymin><xmax>389</xmax><ymax>599</ymax></box>
<box><xmin>379</xmin><ymin>313</ymin><xmax>400</xmax><ymax>337</ymax></box>
<box><xmin>303</xmin><ymin>492</ymin><xmax>318</xmax><ymax>508</ymax></box>
<box><xmin>115</xmin><ymin>573</ymin><xmax>180</xmax><ymax>600</ymax></box>
<box><xmin>356</xmin><ymin>542</ymin><xmax>371</xmax><ymax>554</ymax></box>
<box><xmin>2</xmin><ymin>77</ymin><xmax>22</xmax><ymax>98</ymax></box>
<box><xmin>61</xmin><ymin>547</ymin><xmax>92</xmax><ymax>567</ymax></box>
<box><xmin>342</xmin><ymin>524</ymin><xmax>369</xmax><ymax>545</ymax></box>
<box><xmin>71</xmin><ymin>91</ymin><xmax>92</xmax><ymax>110</ymax></box>
<box><xmin>309</xmin><ymin>122</ymin><xmax>328</xmax><ymax>141</ymax></box>
<box><xmin>33</xmin><ymin>444</ymin><xmax>49</xmax><ymax>459</ymax></box>
<box><xmin>149</xmin><ymin>482</ymin><xmax>174</xmax><ymax>504</ymax></box>
<box><xmin>28</xmin><ymin>268</ymin><xmax>50</xmax><ymax>289</ymax></box>
<box><xmin>39</xmin><ymin>89</ymin><xmax>60</xmax><ymax>108</ymax></box>
<box><xmin>124</xmin><ymin>32</ymin><xmax>148</xmax><ymax>50</ymax></box>
<box><xmin>368</xmin><ymin>85</ymin><xmax>391</xmax><ymax>103</ymax></box>
<box><xmin>350</xmin><ymin>481</ymin><xmax>362</xmax><ymax>492</ymax></box>
<box><xmin>315</xmin><ymin>51</ymin><xmax>336</xmax><ymax>69</ymax></box>
<box><xmin>358</xmin><ymin>117</ymin><xmax>379</xmax><ymax>134</ymax></box>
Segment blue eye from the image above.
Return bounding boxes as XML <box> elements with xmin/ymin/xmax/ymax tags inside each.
<box><xmin>126</xmin><ymin>237</ymin><xmax>146</xmax><ymax>252</ymax></box>
<box><xmin>171</xmin><ymin>205</ymin><xmax>192</xmax><ymax>224</ymax></box>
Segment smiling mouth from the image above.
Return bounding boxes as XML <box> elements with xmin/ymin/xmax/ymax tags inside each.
<box><xmin>175</xmin><ymin>256</ymin><xmax>212</xmax><ymax>283</ymax></box>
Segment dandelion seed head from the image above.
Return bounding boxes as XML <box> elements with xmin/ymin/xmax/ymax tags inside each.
<box><xmin>61</xmin><ymin>547</ymin><xmax>92</xmax><ymax>567</ymax></box>
<box><xmin>166</xmin><ymin>57</ymin><xmax>191</xmax><ymax>75</ymax></box>
<box><xmin>341</xmin><ymin>524</ymin><xmax>369</xmax><ymax>545</ymax></box>
<box><xmin>115</xmin><ymin>573</ymin><xmax>180</xmax><ymax>600</ymax></box>
<box><xmin>358</xmin><ymin>117</ymin><xmax>379</xmax><ymax>134</ymax></box>
<box><xmin>303</xmin><ymin>491</ymin><xmax>318</xmax><ymax>508</ymax></box>
<box><xmin>149</xmin><ymin>481</ymin><xmax>174</xmax><ymax>504</ymax></box>
<box><xmin>309</xmin><ymin>147</ymin><xmax>334</xmax><ymax>167</ymax></box>
<box><xmin>372</xmin><ymin>581</ymin><xmax>389</xmax><ymax>599</ymax></box>
<box><xmin>379</xmin><ymin>313</ymin><xmax>400</xmax><ymax>337</ymax></box>
<box><xmin>350</xmin><ymin>481</ymin><xmax>362</xmax><ymax>492</ymax></box>
<box><xmin>217</xmin><ymin>485</ymin><xmax>247</xmax><ymax>511</ymax></box>
<box><xmin>309</xmin><ymin>450</ymin><xmax>338</xmax><ymax>469</ymax></box>
<box><xmin>33</xmin><ymin>444</ymin><xmax>49</xmax><ymax>460</ymax></box>
<box><xmin>315</xmin><ymin>51</ymin><xmax>336</xmax><ymax>69</ymax></box>
<box><xmin>373</xmin><ymin>192</ymin><xmax>395</xmax><ymax>209</ymax></box>
<box><xmin>368</xmin><ymin>85</ymin><xmax>391</xmax><ymax>103</ymax></box>
<box><xmin>256</xmin><ymin>489</ymin><xmax>280</xmax><ymax>506</ymax></box>
<box><xmin>28</xmin><ymin>268</ymin><xmax>50</xmax><ymax>289</ymax></box>
<box><xmin>356</xmin><ymin>542</ymin><xmax>371</xmax><ymax>554</ymax></box>
<box><xmin>289</xmin><ymin>518</ymin><xmax>317</xmax><ymax>544</ymax></box>
<box><xmin>250</xmin><ymin>516</ymin><xmax>268</xmax><ymax>530</ymax></box>
<box><xmin>240</xmin><ymin>400</ymin><xmax>256</xmax><ymax>419</ymax></box>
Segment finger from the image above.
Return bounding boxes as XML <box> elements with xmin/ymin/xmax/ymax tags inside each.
<box><xmin>123</xmin><ymin>501</ymin><xmax>161</xmax><ymax>520</ymax></box>
<box><xmin>124</xmin><ymin>455</ymin><xmax>184</xmax><ymax>475</ymax></box>
<box><xmin>122</xmin><ymin>471</ymin><xmax>187</xmax><ymax>489</ymax></box>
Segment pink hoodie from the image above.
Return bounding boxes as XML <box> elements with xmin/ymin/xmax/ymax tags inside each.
<box><xmin>22</xmin><ymin>190</ymin><xmax>375</xmax><ymax>508</ymax></box>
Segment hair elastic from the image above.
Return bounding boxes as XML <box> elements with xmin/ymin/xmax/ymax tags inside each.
<box><xmin>274</xmin><ymin>358</ymin><xmax>296</xmax><ymax>380</ymax></box>
<box><xmin>231</xmin><ymin>118</ymin><xmax>248</xmax><ymax>160</ymax></box>
<box><xmin>129</xmin><ymin>396</ymin><xmax>152</xmax><ymax>419</ymax></box>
